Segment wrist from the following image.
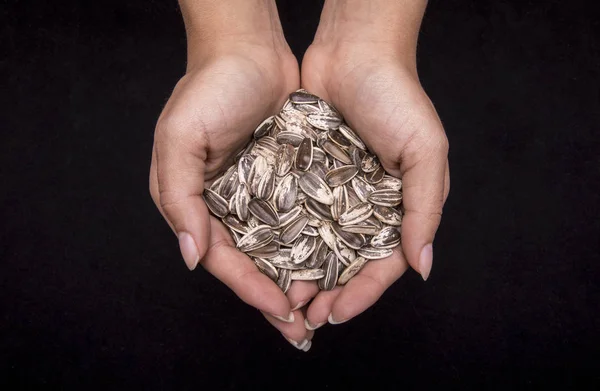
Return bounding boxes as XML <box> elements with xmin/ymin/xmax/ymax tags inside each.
<box><xmin>312</xmin><ymin>0</ymin><xmax>428</xmax><ymax>69</ymax></box>
<box><xmin>179</xmin><ymin>0</ymin><xmax>290</xmax><ymax>69</ymax></box>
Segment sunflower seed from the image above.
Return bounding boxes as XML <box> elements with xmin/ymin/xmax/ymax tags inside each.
<box><xmin>325</xmin><ymin>165</ymin><xmax>359</xmax><ymax>188</ymax></box>
<box><xmin>269</xmin><ymin>250</ymin><xmax>303</xmax><ymax>270</ymax></box>
<box><xmin>237</xmin><ymin>225</ymin><xmax>274</xmax><ymax>252</ymax></box>
<box><xmin>209</xmin><ymin>176</ymin><xmax>224</xmax><ymax>192</ymax></box>
<box><xmin>295</xmin><ymin>103</ymin><xmax>321</xmax><ymax>114</ymax></box>
<box><xmin>290</xmin><ymin>235</ymin><xmax>317</xmax><ymax>264</ymax></box>
<box><xmin>333</xmin><ymin>237</ymin><xmax>356</xmax><ymax>267</ymax></box>
<box><xmin>376</xmin><ymin>175</ymin><xmax>403</xmax><ymax>191</ymax></box>
<box><xmin>312</xmin><ymin>147</ymin><xmax>327</xmax><ymax>163</ymax></box>
<box><xmin>361</xmin><ymin>154</ymin><xmax>380</xmax><ymax>173</ymax></box>
<box><xmin>316</xmin><ymin>131</ymin><xmax>329</xmax><ymax>148</ymax></box>
<box><xmin>373</xmin><ymin>205</ymin><xmax>403</xmax><ymax>226</ymax></box>
<box><xmin>276</xmin><ymin>131</ymin><xmax>304</xmax><ymax>147</ymax></box>
<box><xmin>338</xmin><ymin>202</ymin><xmax>373</xmax><ymax>226</ymax></box>
<box><xmin>278</xmin><ymin>205</ymin><xmax>303</xmax><ymax>228</ymax></box>
<box><xmin>302</xmin><ymin>225</ymin><xmax>319</xmax><ymax>236</ymax></box>
<box><xmin>328</xmin><ymin>129</ymin><xmax>352</xmax><ymax>148</ymax></box>
<box><xmin>368</xmin><ymin>189</ymin><xmax>403</xmax><ymax>207</ymax></box>
<box><xmin>340</xmin><ymin>223</ymin><xmax>381</xmax><ymax>236</ymax></box>
<box><xmin>254</xmin><ymin>116</ymin><xmax>275</xmax><ymax>139</ymax></box>
<box><xmin>305</xmin><ymin>197</ymin><xmax>334</xmax><ymax>221</ymax></box>
<box><xmin>238</xmin><ymin>154</ymin><xmax>255</xmax><ymax>185</ymax></box>
<box><xmin>222</xmin><ymin>214</ymin><xmax>249</xmax><ymax>234</ymax></box>
<box><xmin>357</xmin><ymin>246</ymin><xmax>394</xmax><ymax>260</ymax></box>
<box><xmin>338</xmin><ymin>124</ymin><xmax>366</xmax><ymax>150</ymax></box>
<box><xmin>256</xmin><ymin>166</ymin><xmax>276</xmax><ymax>200</ymax></box>
<box><xmin>275</xmin><ymin>143</ymin><xmax>295</xmax><ymax>176</ymax></box>
<box><xmin>203</xmin><ymin>189</ymin><xmax>229</xmax><ymax>218</ymax></box>
<box><xmin>305</xmin><ymin>238</ymin><xmax>328</xmax><ymax>269</ymax></box>
<box><xmin>235</xmin><ymin>183</ymin><xmax>251</xmax><ymax>221</ymax></box>
<box><xmin>346</xmin><ymin>184</ymin><xmax>362</xmax><ymax>207</ymax></box>
<box><xmin>331</xmin><ymin>185</ymin><xmax>348</xmax><ymax>221</ymax></box>
<box><xmin>247</xmin><ymin>241</ymin><xmax>280</xmax><ymax>258</ymax></box>
<box><xmin>349</xmin><ymin>146</ymin><xmax>367</xmax><ymax>168</ymax></box>
<box><xmin>318</xmin><ymin>100</ymin><xmax>341</xmax><ymax>117</ymax></box>
<box><xmin>273</xmin><ymin>174</ymin><xmax>298</xmax><ymax>212</ymax></box>
<box><xmin>309</xmin><ymin>160</ymin><xmax>328</xmax><ymax>180</ymax></box>
<box><xmin>274</xmin><ymin>115</ymin><xmax>286</xmax><ymax>131</ymax></box>
<box><xmin>229</xmin><ymin>194</ymin><xmax>237</xmax><ymax>216</ymax></box>
<box><xmin>331</xmin><ymin>222</ymin><xmax>367</xmax><ymax>250</ymax></box>
<box><xmin>307</xmin><ymin>214</ymin><xmax>323</xmax><ymax>228</ymax></box>
<box><xmin>364</xmin><ymin>165</ymin><xmax>385</xmax><ymax>184</ymax></box>
<box><xmin>219</xmin><ymin>166</ymin><xmax>239</xmax><ymax>199</ymax></box>
<box><xmin>291</xmin><ymin>268</ymin><xmax>326</xmax><ymax>281</ymax></box>
<box><xmin>321</xmin><ymin>140</ymin><xmax>352</xmax><ymax>165</ymax></box>
<box><xmin>318</xmin><ymin>252</ymin><xmax>339</xmax><ymax>290</ymax></box>
<box><xmin>337</xmin><ymin>256</ymin><xmax>368</xmax><ymax>285</ymax></box>
<box><xmin>246</xmin><ymin>214</ymin><xmax>261</xmax><ymax>229</ymax></box>
<box><xmin>279</xmin><ymin>214</ymin><xmax>309</xmax><ymax>244</ymax></box>
<box><xmin>351</xmin><ymin>176</ymin><xmax>376</xmax><ymax>202</ymax></box>
<box><xmin>371</xmin><ymin>227</ymin><xmax>401</xmax><ymax>249</ymax></box>
<box><xmin>299</xmin><ymin>171</ymin><xmax>334</xmax><ymax>205</ymax></box>
<box><xmin>281</xmin><ymin>109</ymin><xmax>306</xmax><ymax>125</ymax></box>
<box><xmin>248</xmin><ymin>198</ymin><xmax>279</xmax><ymax>227</ymax></box>
<box><xmin>295</xmin><ymin>137</ymin><xmax>313</xmax><ymax>171</ymax></box>
<box><xmin>276</xmin><ymin>268</ymin><xmax>292</xmax><ymax>293</ymax></box>
<box><xmin>248</xmin><ymin>155</ymin><xmax>268</xmax><ymax>194</ymax></box>
<box><xmin>290</xmin><ymin>90</ymin><xmax>320</xmax><ymax>104</ymax></box>
<box><xmin>306</xmin><ymin>113</ymin><xmax>342</xmax><ymax>131</ymax></box>
<box><xmin>254</xmin><ymin>258</ymin><xmax>278</xmax><ymax>281</ymax></box>
<box><xmin>318</xmin><ymin>221</ymin><xmax>337</xmax><ymax>251</ymax></box>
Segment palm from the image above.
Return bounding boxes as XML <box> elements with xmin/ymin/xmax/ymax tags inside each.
<box><xmin>160</xmin><ymin>54</ymin><xmax>299</xmax><ymax>184</ymax></box>
<box><xmin>298</xmin><ymin>45</ymin><xmax>449</xmax><ymax>325</ymax></box>
<box><xmin>151</xmin><ymin>49</ymin><xmax>320</xmax><ymax>347</ymax></box>
<box><xmin>302</xmin><ymin>48</ymin><xmax>442</xmax><ymax>178</ymax></box>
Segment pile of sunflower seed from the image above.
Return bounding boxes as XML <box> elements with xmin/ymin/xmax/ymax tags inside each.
<box><xmin>203</xmin><ymin>89</ymin><xmax>403</xmax><ymax>293</ymax></box>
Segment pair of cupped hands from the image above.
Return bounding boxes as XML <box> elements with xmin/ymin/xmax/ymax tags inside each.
<box><xmin>149</xmin><ymin>28</ymin><xmax>449</xmax><ymax>350</ymax></box>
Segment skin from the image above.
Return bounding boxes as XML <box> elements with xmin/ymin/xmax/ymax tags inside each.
<box><xmin>149</xmin><ymin>0</ymin><xmax>449</xmax><ymax>349</ymax></box>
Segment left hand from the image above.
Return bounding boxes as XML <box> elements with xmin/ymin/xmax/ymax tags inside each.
<box><xmin>299</xmin><ymin>39</ymin><xmax>450</xmax><ymax>327</ymax></box>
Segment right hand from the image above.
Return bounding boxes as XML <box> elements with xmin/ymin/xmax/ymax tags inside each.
<box><xmin>149</xmin><ymin>43</ymin><xmax>315</xmax><ymax>348</ymax></box>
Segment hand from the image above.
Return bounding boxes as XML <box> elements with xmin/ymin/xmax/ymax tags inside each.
<box><xmin>299</xmin><ymin>0</ymin><xmax>450</xmax><ymax>327</ymax></box>
<box><xmin>149</xmin><ymin>33</ymin><xmax>314</xmax><ymax>348</ymax></box>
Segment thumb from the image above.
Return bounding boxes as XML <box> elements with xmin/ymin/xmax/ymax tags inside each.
<box><xmin>154</xmin><ymin>120</ymin><xmax>211</xmax><ymax>271</ymax></box>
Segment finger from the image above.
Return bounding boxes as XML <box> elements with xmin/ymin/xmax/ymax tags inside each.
<box><xmin>149</xmin><ymin>145</ymin><xmax>176</xmax><ymax>235</ymax></box>
<box><xmin>202</xmin><ymin>217</ymin><xmax>294</xmax><ymax>322</ymax></box>
<box><xmin>263</xmin><ymin>310</ymin><xmax>315</xmax><ymax>352</ymax></box>
<box><xmin>305</xmin><ymin>286</ymin><xmax>343</xmax><ymax>330</ymax></box>
<box><xmin>391</xmin><ymin>131</ymin><xmax>448</xmax><ymax>281</ymax></box>
<box><xmin>328</xmin><ymin>246</ymin><xmax>409</xmax><ymax>324</ymax></box>
<box><xmin>154</xmin><ymin>117</ymin><xmax>212</xmax><ymax>271</ymax></box>
<box><xmin>286</xmin><ymin>280</ymin><xmax>320</xmax><ymax>311</ymax></box>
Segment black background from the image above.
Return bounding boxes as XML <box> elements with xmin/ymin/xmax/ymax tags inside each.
<box><xmin>2</xmin><ymin>0</ymin><xmax>600</xmax><ymax>388</ymax></box>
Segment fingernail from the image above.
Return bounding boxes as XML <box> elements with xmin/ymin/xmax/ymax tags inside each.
<box><xmin>272</xmin><ymin>312</ymin><xmax>295</xmax><ymax>323</ymax></box>
<box><xmin>328</xmin><ymin>313</ymin><xmax>348</xmax><ymax>325</ymax></box>
<box><xmin>301</xmin><ymin>340</ymin><xmax>312</xmax><ymax>352</ymax></box>
<box><xmin>304</xmin><ymin>318</ymin><xmax>324</xmax><ymax>330</ymax></box>
<box><xmin>291</xmin><ymin>300</ymin><xmax>307</xmax><ymax>311</ymax></box>
<box><xmin>283</xmin><ymin>335</ymin><xmax>308</xmax><ymax>350</ymax></box>
<box><xmin>419</xmin><ymin>243</ymin><xmax>433</xmax><ymax>281</ymax></box>
<box><xmin>178</xmin><ymin>232</ymin><xmax>199</xmax><ymax>271</ymax></box>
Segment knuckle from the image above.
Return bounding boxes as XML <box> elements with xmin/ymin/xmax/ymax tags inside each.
<box><xmin>158</xmin><ymin>190</ymin><xmax>189</xmax><ymax>213</ymax></box>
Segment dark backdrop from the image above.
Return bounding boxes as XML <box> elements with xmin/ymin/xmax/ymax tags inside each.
<box><xmin>2</xmin><ymin>0</ymin><xmax>599</xmax><ymax>388</ymax></box>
